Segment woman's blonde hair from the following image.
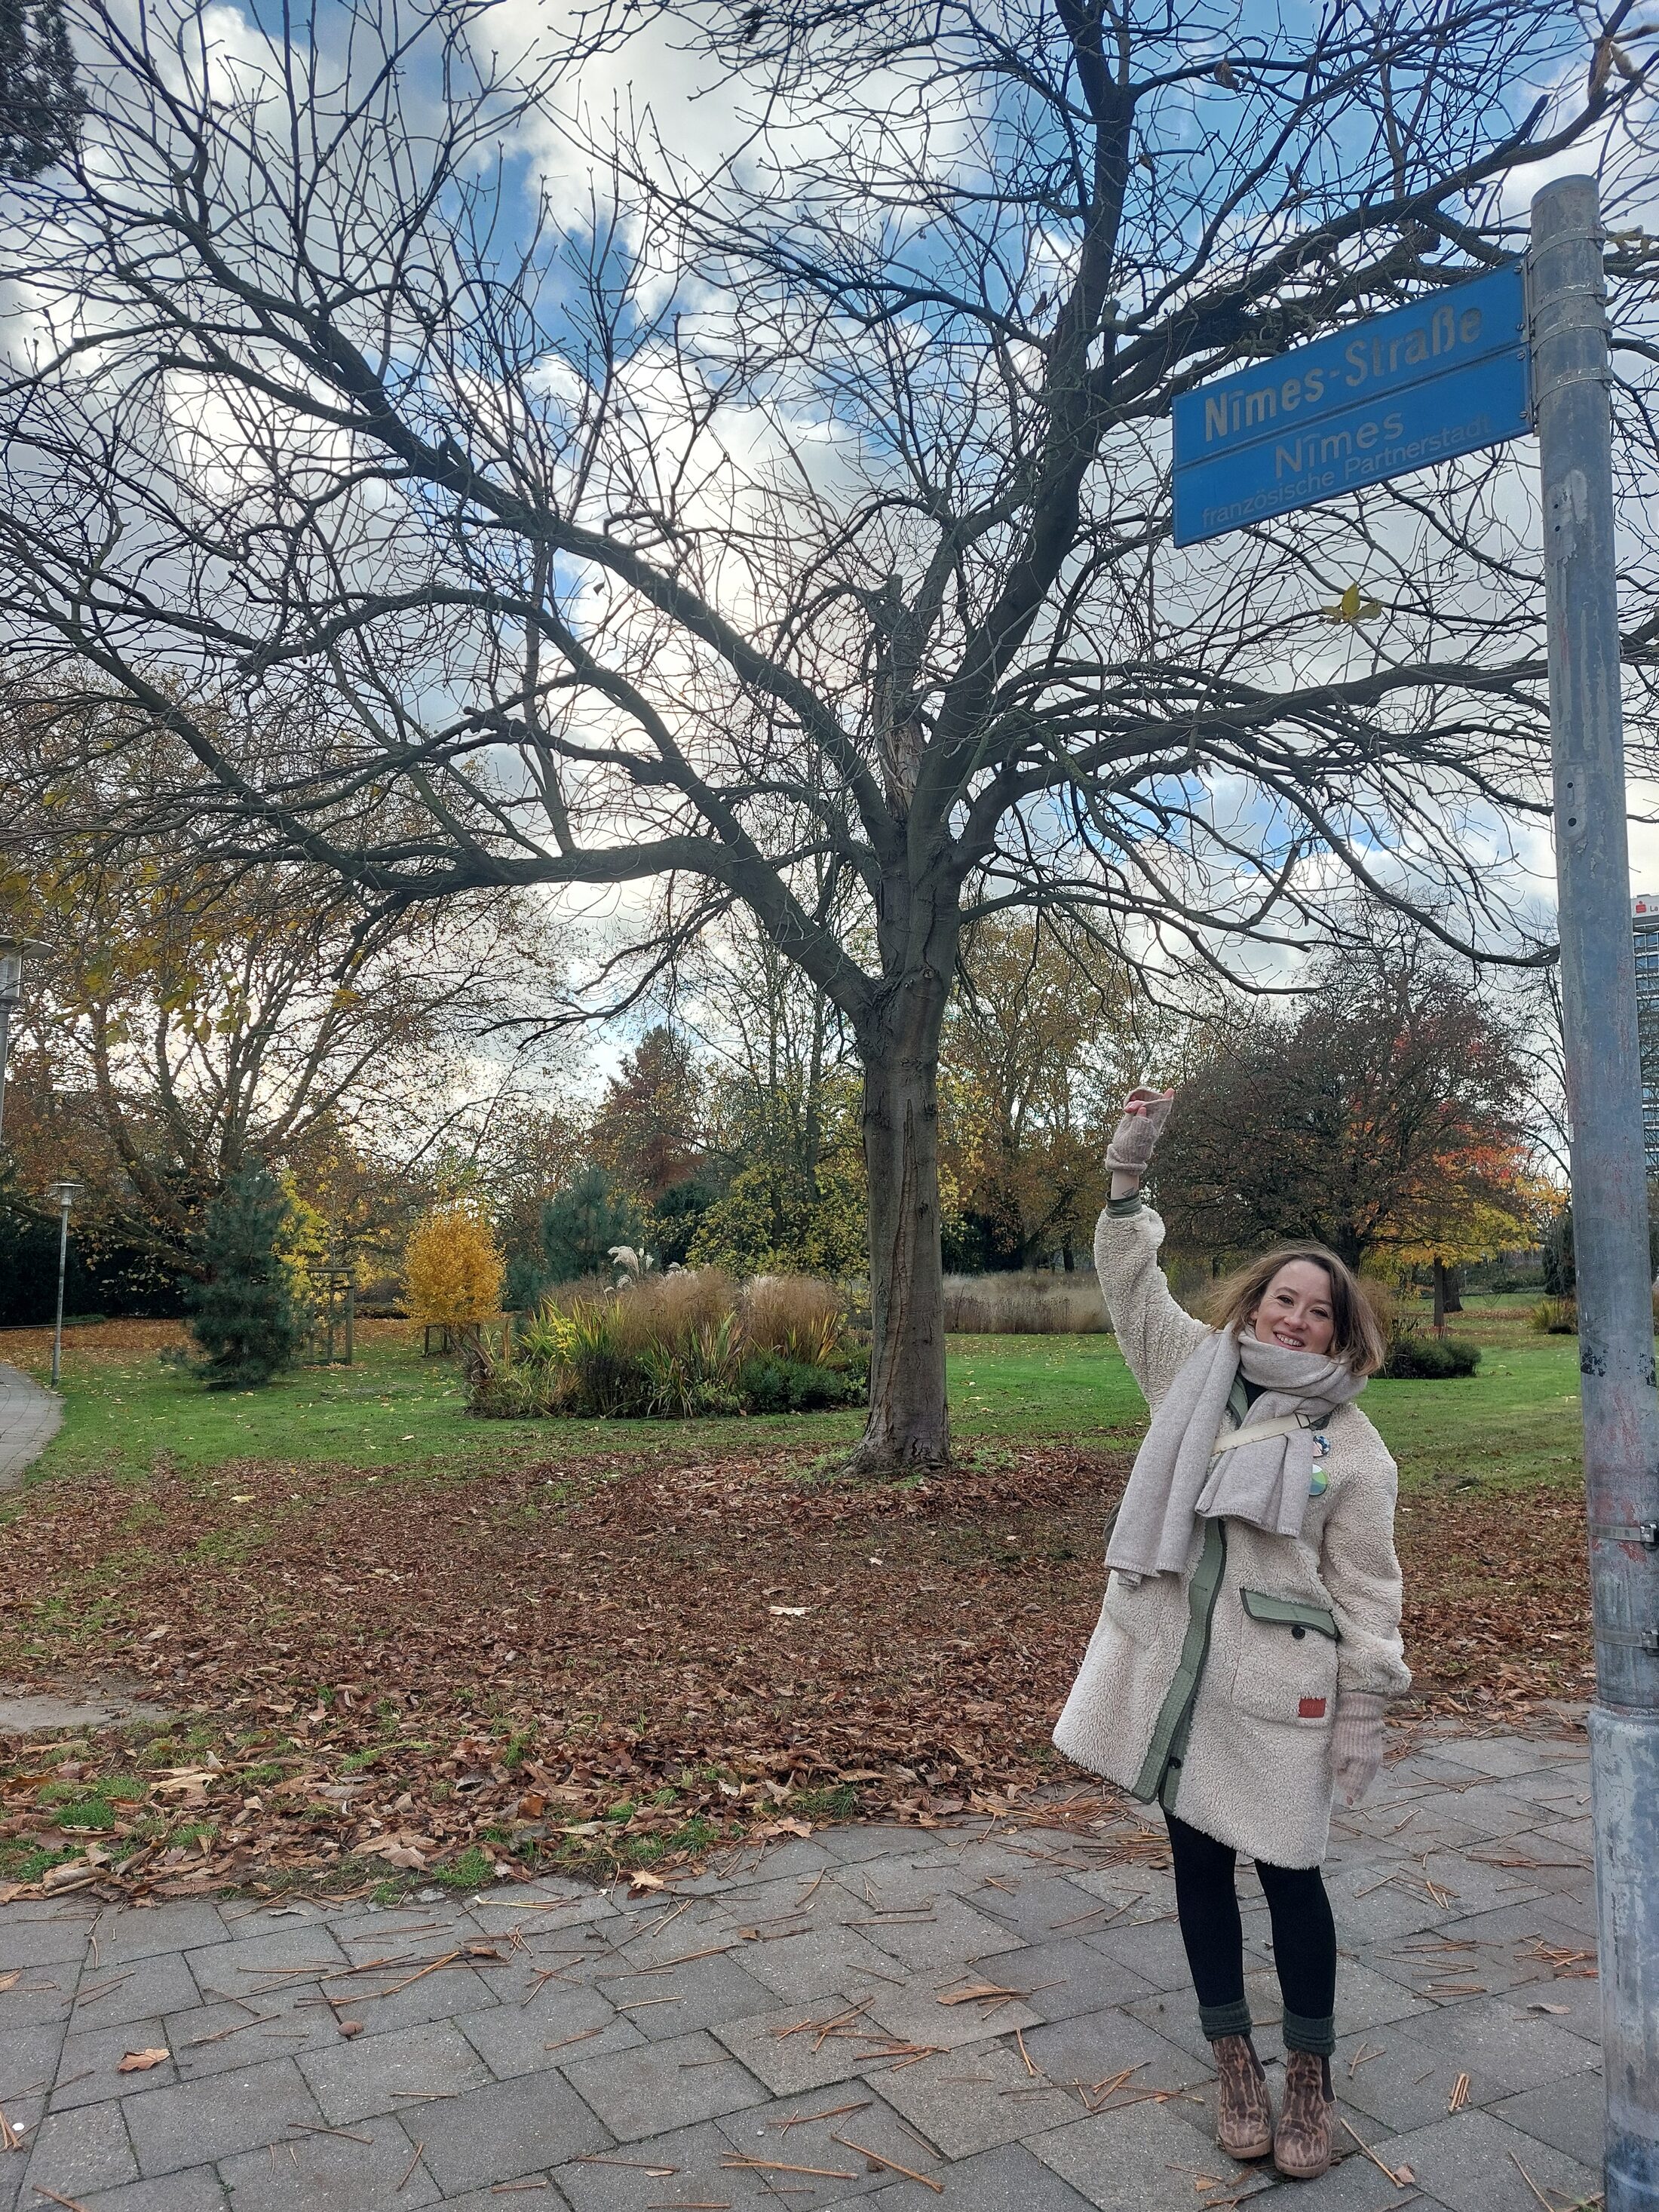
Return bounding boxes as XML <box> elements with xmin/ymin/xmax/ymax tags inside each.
<box><xmin>1204</xmin><ymin>1245</ymin><xmax>1388</xmax><ymax>1376</ymax></box>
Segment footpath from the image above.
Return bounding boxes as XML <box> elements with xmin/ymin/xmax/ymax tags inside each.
<box><xmin>0</xmin><ymin>1365</ymin><xmax>60</xmax><ymax>1498</ymax></box>
<box><xmin>0</xmin><ymin>1724</ymin><xmax>1605</xmax><ymax>2212</ymax></box>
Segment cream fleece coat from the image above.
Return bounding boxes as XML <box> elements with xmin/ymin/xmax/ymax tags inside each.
<box><xmin>1053</xmin><ymin>1204</ymin><xmax>1410</xmax><ymax>1868</ymax></box>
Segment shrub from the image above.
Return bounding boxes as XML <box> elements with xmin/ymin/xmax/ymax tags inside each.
<box><xmin>1529</xmin><ymin>1297</ymin><xmax>1579</xmax><ymax>1336</ymax></box>
<box><xmin>737</xmin><ymin>1350</ymin><xmax>863</xmax><ymax>1413</ymax></box>
<box><xmin>1381</xmin><ymin>1328</ymin><xmax>1481</xmax><ymax>1379</ymax></box>
<box><xmin>942</xmin><ymin>1272</ymin><xmax>1109</xmax><ymax>1334</ymax></box>
<box><xmin>403</xmin><ymin>1206</ymin><xmax>503</xmax><ymax>1339</ymax></box>
<box><xmin>463</xmin><ymin>1268</ymin><xmax>866</xmax><ymax>1419</ymax></box>
<box><xmin>186</xmin><ymin>1163</ymin><xmax>302</xmax><ymax>1388</ymax></box>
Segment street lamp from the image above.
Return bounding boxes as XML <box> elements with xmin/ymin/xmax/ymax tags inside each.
<box><xmin>0</xmin><ymin>935</ymin><xmax>44</xmax><ymax>1146</ymax></box>
<box><xmin>45</xmin><ymin>1178</ymin><xmax>82</xmax><ymax>1388</ymax></box>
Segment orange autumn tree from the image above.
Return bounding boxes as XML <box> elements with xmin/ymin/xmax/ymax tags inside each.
<box><xmin>403</xmin><ymin>1206</ymin><xmax>504</xmax><ymax>1345</ymax></box>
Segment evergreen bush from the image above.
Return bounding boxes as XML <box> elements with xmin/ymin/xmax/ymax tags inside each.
<box><xmin>1381</xmin><ymin>1328</ymin><xmax>1481</xmax><ymax>1378</ymax></box>
<box><xmin>186</xmin><ymin>1163</ymin><xmax>301</xmax><ymax>1388</ymax></box>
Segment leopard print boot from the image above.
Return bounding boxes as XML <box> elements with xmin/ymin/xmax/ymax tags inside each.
<box><xmin>1274</xmin><ymin>2049</ymin><xmax>1334</xmax><ymax>2179</ymax></box>
<box><xmin>1211</xmin><ymin>2033</ymin><xmax>1272</xmax><ymax>2161</ymax></box>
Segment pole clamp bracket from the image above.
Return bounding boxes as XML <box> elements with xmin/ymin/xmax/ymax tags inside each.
<box><xmin>1595</xmin><ymin>1625</ymin><xmax>1659</xmax><ymax>1654</ymax></box>
<box><xmin>1588</xmin><ymin>1522</ymin><xmax>1659</xmax><ymax>1548</ymax></box>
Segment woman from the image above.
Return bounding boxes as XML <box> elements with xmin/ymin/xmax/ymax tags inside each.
<box><xmin>1054</xmin><ymin>1086</ymin><xmax>1408</xmax><ymax>2180</ymax></box>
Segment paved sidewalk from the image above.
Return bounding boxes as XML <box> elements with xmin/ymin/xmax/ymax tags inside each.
<box><xmin>0</xmin><ymin>1364</ymin><xmax>60</xmax><ymax>1496</ymax></box>
<box><xmin>0</xmin><ymin>1726</ymin><xmax>1604</xmax><ymax>2212</ymax></box>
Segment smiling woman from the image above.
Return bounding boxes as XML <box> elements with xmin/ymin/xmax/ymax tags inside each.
<box><xmin>1053</xmin><ymin>1088</ymin><xmax>1406</xmax><ymax>2180</ymax></box>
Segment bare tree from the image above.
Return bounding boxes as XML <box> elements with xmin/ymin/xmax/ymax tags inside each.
<box><xmin>1</xmin><ymin>0</ymin><xmax>1654</xmax><ymax>1466</ymax></box>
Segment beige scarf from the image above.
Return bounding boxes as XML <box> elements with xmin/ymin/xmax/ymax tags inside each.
<box><xmin>1105</xmin><ymin>1327</ymin><xmax>1365</xmax><ymax>1580</ymax></box>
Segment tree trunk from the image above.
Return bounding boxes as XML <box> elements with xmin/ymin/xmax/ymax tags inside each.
<box><xmin>1431</xmin><ymin>1257</ymin><xmax>1449</xmax><ymax>1336</ymax></box>
<box><xmin>851</xmin><ymin>974</ymin><xmax>951</xmax><ymax>1474</ymax></box>
<box><xmin>1443</xmin><ymin>1265</ymin><xmax>1463</xmax><ymax>1314</ymax></box>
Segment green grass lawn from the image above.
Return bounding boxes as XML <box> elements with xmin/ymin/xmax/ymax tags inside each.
<box><xmin>5</xmin><ymin>1295</ymin><xmax>1584</xmax><ymax>1498</ymax></box>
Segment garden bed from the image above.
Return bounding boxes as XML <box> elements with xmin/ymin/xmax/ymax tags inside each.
<box><xmin>0</xmin><ymin>1437</ymin><xmax>1591</xmax><ymax>1902</ymax></box>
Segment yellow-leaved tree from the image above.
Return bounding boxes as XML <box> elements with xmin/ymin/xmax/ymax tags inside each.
<box><xmin>403</xmin><ymin>1206</ymin><xmax>504</xmax><ymax>1346</ymax></box>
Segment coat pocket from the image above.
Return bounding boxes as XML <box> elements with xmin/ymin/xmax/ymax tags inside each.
<box><xmin>1102</xmin><ymin>1572</ymin><xmax>1162</xmax><ymax>1645</ymax></box>
<box><xmin>1230</xmin><ymin>1588</ymin><xmax>1339</xmax><ymax>1726</ymax></box>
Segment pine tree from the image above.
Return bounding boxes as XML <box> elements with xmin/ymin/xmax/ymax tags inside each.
<box><xmin>186</xmin><ymin>1163</ymin><xmax>301</xmax><ymax>1388</ymax></box>
<box><xmin>540</xmin><ymin>1167</ymin><xmax>642</xmax><ymax>1283</ymax></box>
<box><xmin>1</xmin><ymin>0</ymin><xmax>84</xmax><ymax>181</ymax></box>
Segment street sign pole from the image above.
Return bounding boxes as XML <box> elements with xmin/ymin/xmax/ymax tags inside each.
<box><xmin>1533</xmin><ymin>173</ymin><xmax>1659</xmax><ymax>2210</ymax></box>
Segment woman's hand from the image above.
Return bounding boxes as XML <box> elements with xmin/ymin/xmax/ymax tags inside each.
<box><xmin>1106</xmin><ymin>1086</ymin><xmax>1176</xmax><ymax>1197</ymax></box>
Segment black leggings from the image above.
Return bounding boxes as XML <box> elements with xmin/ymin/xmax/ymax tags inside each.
<box><xmin>1165</xmin><ymin>1810</ymin><xmax>1336</xmax><ymax>2057</ymax></box>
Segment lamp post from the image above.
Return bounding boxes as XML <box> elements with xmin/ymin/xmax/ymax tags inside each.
<box><xmin>45</xmin><ymin>1179</ymin><xmax>81</xmax><ymax>1388</ymax></box>
<box><xmin>0</xmin><ymin>936</ymin><xmax>44</xmax><ymax>1146</ymax></box>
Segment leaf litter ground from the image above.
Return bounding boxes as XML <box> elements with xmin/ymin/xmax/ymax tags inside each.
<box><xmin>0</xmin><ymin>1443</ymin><xmax>1590</xmax><ymax>1903</ymax></box>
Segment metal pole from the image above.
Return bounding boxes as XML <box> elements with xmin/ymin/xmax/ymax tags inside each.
<box><xmin>0</xmin><ymin>1000</ymin><xmax>11</xmax><ymax>1146</ymax></box>
<box><xmin>51</xmin><ymin>1200</ymin><xmax>70</xmax><ymax>1389</ymax></box>
<box><xmin>1533</xmin><ymin>173</ymin><xmax>1659</xmax><ymax>2211</ymax></box>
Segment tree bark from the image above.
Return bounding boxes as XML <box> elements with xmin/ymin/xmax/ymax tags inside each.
<box><xmin>1432</xmin><ymin>1256</ymin><xmax>1449</xmax><ymax>1335</ymax></box>
<box><xmin>851</xmin><ymin>972</ymin><xmax>952</xmax><ymax>1474</ymax></box>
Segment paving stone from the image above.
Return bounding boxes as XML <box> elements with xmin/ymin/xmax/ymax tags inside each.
<box><xmin>814</xmin><ymin>1824</ymin><xmax>928</xmax><ymax>1866</ymax></box>
<box><xmin>1333</xmin><ymin>1997</ymin><xmax>1600</xmax><ymax>2134</ymax></box>
<box><xmin>1426</xmin><ymin>1737</ymin><xmax>1582</xmax><ymax>1782</ymax></box>
<box><xmin>217</xmin><ymin>2110</ymin><xmax>443</xmax><ymax>2208</ymax></box>
<box><xmin>852</xmin><ymin>1899</ymin><xmax>1027</xmax><ymax>1977</ymax></box>
<box><xmin>0</xmin><ymin>1911</ymin><xmax>95</xmax><ymax>1970</ymax></box>
<box><xmin>1026</xmin><ymin>2095</ymin><xmax>1247</xmax><ymax>2210</ymax></box>
<box><xmin>869</xmin><ymin>2137</ymin><xmax>1098</xmax><ymax>2211</ymax></box>
<box><xmin>456</xmin><ymin>1991</ymin><xmax>645</xmax><ymax>2080</ymax></box>
<box><xmin>79</xmin><ymin>2168</ymin><xmax>232</xmax><ymax>2210</ymax></box>
<box><xmin>737</xmin><ymin>1922</ymin><xmax>924</xmax><ymax>2004</ymax></box>
<box><xmin>97</xmin><ymin>1901</ymin><xmax>231</xmax><ymax>1960</ymax></box>
<box><xmin>317</xmin><ymin>1905</ymin><xmax>473</xmax><ymax>1953</ymax></box>
<box><xmin>122</xmin><ymin>2052</ymin><xmax>324</xmax><ymax>2174</ymax></box>
<box><xmin>1323</xmin><ymin>1861</ymin><xmax>1492</xmax><ymax>1946</ymax></box>
<box><xmin>71</xmin><ymin>1944</ymin><xmax>199</xmax><ymax>2028</ymax></box>
<box><xmin>1401</xmin><ymin>1781</ymin><xmax>1566</xmax><ymax>1846</ymax></box>
<box><xmin>50</xmin><ymin>2015</ymin><xmax>179</xmax><ymax>2109</ymax></box>
<box><xmin>1372</xmin><ymin>2105</ymin><xmax>1600</xmax><ymax>2211</ymax></box>
<box><xmin>298</xmin><ymin>2014</ymin><xmax>494</xmax><ymax>2121</ymax></box>
<box><xmin>959</xmin><ymin>1934</ymin><xmax>1154</xmax><ymax>2024</ymax></box>
<box><xmin>1065</xmin><ymin>1867</ymin><xmax>1180</xmax><ymax>1920</ymax></box>
<box><xmin>1086</xmin><ymin>1911</ymin><xmax>1194</xmax><ymax>1992</ymax></box>
<box><xmin>1017</xmin><ymin>2006</ymin><xmax>1208</xmax><ymax>2099</ymax></box>
<box><xmin>863</xmin><ymin>2033</ymin><xmax>1081</xmax><ymax>2156</ymax></box>
<box><xmin>413</xmin><ymin>2067</ymin><xmax>615</xmax><ymax>2195</ymax></box>
<box><xmin>557</xmin><ymin>2116</ymin><xmax>774</xmax><ymax>2211</ymax></box>
<box><xmin>710</xmin><ymin>1995</ymin><xmax>893</xmax><ymax>2097</ymax></box>
<box><xmin>592</xmin><ymin>1938</ymin><xmax>781</xmax><ymax>2040</ymax></box>
<box><xmin>567</xmin><ymin>2026</ymin><xmax>769</xmax><ymax>2140</ymax></box>
<box><xmin>947</xmin><ymin>1873</ymin><xmax>1112</xmax><ymax>1946</ymax></box>
<box><xmin>1491</xmin><ymin>2068</ymin><xmax>1605</xmax><ymax>2167</ymax></box>
<box><xmin>1332</xmin><ymin>1802</ymin><xmax>1491</xmax><ymax>1857</ymax></box>
<box><xmin>0</xmin><ymin>1975</ymin><xmax>76</xmax><ymax>2033</ymax></box>
<box><xmin>161</xmin><ymin>1992</ymin><xmax>340</xmax><ymax>2079</ymax></box>
<box><xmin>0</xmin><ymin>2017</ymin><xmax>69</xmax><ymax>2100</ymax></box>
<box><xmin>23</xmin><ymin>2095</ymin><xmax>138</xmax><ymax>2198</ymax></box>
<box><xmin>352</xmin><ymin>1959</ymin><xmax>514</xmax><ymax>2033</ymax></box>
<box><xmin>860</xmin><ymin>1977</ymin><xmax>1042</xmax><ymax>2051</ymax></box>
<box><xmin>714</xmin><ymin>2085</ymin><xmax>949</xmax><ymax>2204</ymax></box>
<box><xmin>182</xmin><ymin>1922</ymin><xmax>349</xmax><ymax>2008</ymax></box>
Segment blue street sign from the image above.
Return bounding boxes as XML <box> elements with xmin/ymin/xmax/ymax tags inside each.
<box><xmin>1172</xmin><ymin>266</ymin><xmax>1529</xmax><ymax>547</ymax></box>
